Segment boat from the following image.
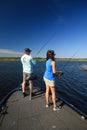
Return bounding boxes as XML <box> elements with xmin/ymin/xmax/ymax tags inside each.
<box><xmin>81</xmin><ymin>65</ymin><xmax>87</xmax><ymax>71</ymax></box>
<box><xmin>0</xmin><ymin>85</ymin><xmax>87</xmax><ymax>130</ymax></box>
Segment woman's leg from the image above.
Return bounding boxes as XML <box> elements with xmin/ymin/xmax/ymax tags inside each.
<box><xmin>50</xmin><ymin>87</ymin><xmax>57</xmax><ymax>108</ymax></box>
<box><xmin>45</xmin><ymin>84</ymin><xmax>50</xmax><ymax>105</ymax></box>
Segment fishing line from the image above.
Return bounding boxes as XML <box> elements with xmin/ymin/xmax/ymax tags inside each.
<box><xmin>57</xmin><ymin>49</ymin><xmax>79</xmax><ymax>78</ymax></box>
<box><xmin>34</xmin><ymin>31</ymin><xmax>57</xmax><ymax>58</ymax></box>
<box><xmin>61</xmin><ymin>49</ymin><xmax>79</xmax><ymax>70</ymax></box>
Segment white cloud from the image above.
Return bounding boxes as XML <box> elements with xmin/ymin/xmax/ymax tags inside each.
<box><xmin>0</xmin><ymin>49</ymin><xmax>23</xmax><ymax>57</ymax></box>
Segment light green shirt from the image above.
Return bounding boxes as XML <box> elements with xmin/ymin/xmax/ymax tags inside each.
<box><xmin>21</xmin><ymin>54</ymin><xmax>36</xmax><ymax>73</ymax></box>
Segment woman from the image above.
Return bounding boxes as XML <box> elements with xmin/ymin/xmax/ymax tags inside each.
<box><xmin>43</xmin><ymin>50</ymin><xmax>60</xmax><ymax>111</ymax></box>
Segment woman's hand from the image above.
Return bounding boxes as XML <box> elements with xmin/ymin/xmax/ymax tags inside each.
<box><xmin>55</xmin><ymin>70</ymin><xmax>64</xmax><ymax>77</ymax></box>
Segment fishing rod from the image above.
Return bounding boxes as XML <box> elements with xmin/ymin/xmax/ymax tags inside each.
<box><xmin>62</xmin><ymin>50</ymin><xmax>79</xmax><ymax>70</ymax></box>
<box><xmin>26</xmin><ymin>32</ymin><xmax>57</xmax><ymax>82</ymax></box>
<box><xmin>34</xmin><ymin>31</ymin><xmax>57</xmax><ymax>58</ymax></box>
<box><xmin>57</xmin><ymin>49</ymin><xmax>79</xmax><ymax>78</ymax></box>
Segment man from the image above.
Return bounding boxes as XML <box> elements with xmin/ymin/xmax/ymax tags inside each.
<box><xmin>21</xmin><ymin>48</ymin><xmax>36</xmax><ymax>97</ymax></box>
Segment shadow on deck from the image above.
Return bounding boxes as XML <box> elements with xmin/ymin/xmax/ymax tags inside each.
<box><xmin>0</xmin><ymin>88</ymin><xmax>87</xmax><ymax>130</ymax></box>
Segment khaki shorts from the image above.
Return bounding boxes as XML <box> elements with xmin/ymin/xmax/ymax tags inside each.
<box><xmin>23</xmin><ymin>72</ymin><xmax>32</xmax><ymax>83</ymax></box>
<box><xmin>43</xmin><ymin>78</ymin><xmax>55</xmax><ymax>87</ymax></box>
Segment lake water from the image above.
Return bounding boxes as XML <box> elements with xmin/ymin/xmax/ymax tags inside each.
<box><xmin>0</xmin><ymin>60</ymin><xmax>87</xmax><ymax>116</ymax></box>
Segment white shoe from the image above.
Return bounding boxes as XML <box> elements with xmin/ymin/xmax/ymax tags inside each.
<box><xmin>53</xmin><ymin>106</ymin><xmax>60</xmax><ymax>111</ymax></box>
<box><xmin>45</xmin><ymin>104</ymin><xmax>49</xmax><ymax>108</ymax></box>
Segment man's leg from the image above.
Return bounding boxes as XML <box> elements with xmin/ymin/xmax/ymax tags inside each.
<box><xmin>22</xmin><ymin>81</ymin><xmax>26</xmax><ymax>93</ymax></box>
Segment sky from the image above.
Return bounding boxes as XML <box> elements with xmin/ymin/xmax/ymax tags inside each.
<box><xmin>0</xmin><ymin>0</ymin><xmax>87</xmax><ymax>58</ymax></box>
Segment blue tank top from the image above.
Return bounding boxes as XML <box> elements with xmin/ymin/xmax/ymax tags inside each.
<box><xmin>43</xmin><ymin>59</ymin><xmax>55</xmax><ymax>80</ymax></box>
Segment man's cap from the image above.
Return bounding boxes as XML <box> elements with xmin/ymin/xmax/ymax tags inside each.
<box><xmin>24</xmin><ymin>48</ymin><xmax>32</xmax><ymax>52</ymax></box>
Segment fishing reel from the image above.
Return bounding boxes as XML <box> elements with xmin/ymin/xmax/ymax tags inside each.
<box><xmin>55</xmin><ymin>70</ymin><xmax>64</xmax><ymax>78</ymax></box>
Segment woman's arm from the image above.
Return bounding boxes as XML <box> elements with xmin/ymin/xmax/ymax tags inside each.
<box><xmin>52</xmin><ymin>61</ymin><xmax>63</xmax><ymax>76</ymax></box>
<box><xmin>51</xmin><ymin>61</ymin><xmax>57</xmax><ymax>74</ymax></box>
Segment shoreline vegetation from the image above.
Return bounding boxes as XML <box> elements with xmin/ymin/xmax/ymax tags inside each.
<box><xmin>0</xmin><ymin>57</ymin><xmax>87</xmax><ymax>61</ymax></box>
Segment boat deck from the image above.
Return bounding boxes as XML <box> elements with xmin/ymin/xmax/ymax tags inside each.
<box><xmin>0</xmin><ymin>88</ymin><xmax>87</xmax><ymax>130</ymax></box>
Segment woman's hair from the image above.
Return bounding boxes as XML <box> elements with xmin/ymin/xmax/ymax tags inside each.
<box><xmin>46</xmin><ymin>50</ymin><xmax>55</xmax><ymax>61</ymax></box>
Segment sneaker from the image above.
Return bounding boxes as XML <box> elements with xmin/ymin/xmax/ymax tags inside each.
<box><xmin>53</xmin><ymin>106</ymin><xmax>60</xmax><ymax>111</ymax></box>
<box><xmin>31</xmin><ymin>92</ymin><xmax>35</xmax><ymax>97</ymax></box>
<box><xmin>23</xmin><ymin>92</ymin><xmax>28</xmax><ymax>97</ymax></box>
<box><xmin>46</xmin><ymin>104</ymin><xmax>49</xmax><ymax>108</ymax></box>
